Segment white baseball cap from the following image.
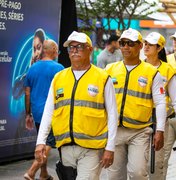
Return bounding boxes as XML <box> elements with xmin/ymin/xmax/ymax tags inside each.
<box><xmin>63</xmin><ymin>31</ymin><xmax>92</xmax><ymax>47</ymax></box>
<box><xmin>170</xmin><ymin>32</ymin><xmax>176</xmax><ymax>39</ymax></box>
<box><xmin>144</xmin><ymin>32</ymin><xmax>165</xmax><ymax>48</ymax></box>
<box><xmin>119</xmin><ymin>28</ymin><xmax>143</xmax><ymax>43</ymax></box>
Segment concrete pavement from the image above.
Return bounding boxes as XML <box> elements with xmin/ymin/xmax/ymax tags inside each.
<box><xmin>0</xmin><ymin>148</ymin><xmax>176</xmax><ymax>180</ymax></box>
<box><xmin>165</xmin><ymin>148</ymin><xmax>176</xmax><ymax>180</ymax></box>
<box><xmin>0</xmin><ymin>149</ymin><xmax>59</xmax><ymax>180</ymax></box>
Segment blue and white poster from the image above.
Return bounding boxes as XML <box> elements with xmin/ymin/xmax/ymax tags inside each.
<box><xmin>0</xmin><ymin>0</ymin><xmax>62</xmax><ymax>162</ymax></box>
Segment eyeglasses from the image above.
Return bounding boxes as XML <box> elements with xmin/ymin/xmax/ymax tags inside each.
<box><xmin>67</xmin><ymin>44</ymin><xmax>87</xmax><ymax>52</ymax></box>
<box><xmin>119</xmin><ymin>40</ymin><xmax>139</xmax><ymax>47</ymax></box>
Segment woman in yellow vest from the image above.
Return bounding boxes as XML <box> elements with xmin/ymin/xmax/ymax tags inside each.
<box><xmin>167</xmin><ymin>32</ymin><xmax>176</xmax><ymax>71</ymax></box>
<box><xmin>144</xmin><ymin>32</ymin><xmax>176</xmax><ymax>180</ymax></box>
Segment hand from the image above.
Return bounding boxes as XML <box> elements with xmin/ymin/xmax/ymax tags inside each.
<box><xmin>35</xmin><ymin>144</ymin><xmax>46</xmax><ymax>164</ymax></box>
<box><xmin>25</xmin><ymin>114</ymin><xmax>34</xmax><ymax>130</ymax></box>
<box><xmin>100</xmin><ymin>150</ymin><xmax>114</xmax><ymax>168</ymax></box>
<box><xmin>153</xmin><ymin>131</ymin><xmax>164</xmax><ymax>151</ymax></box>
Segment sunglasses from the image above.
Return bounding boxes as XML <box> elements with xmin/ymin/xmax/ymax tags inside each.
<box><xmin>119</xmin><ymin>40</ymin><xmax>140</xmax><ymax>47</ymax></box>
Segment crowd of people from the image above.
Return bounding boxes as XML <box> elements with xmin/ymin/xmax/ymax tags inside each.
<box><xmin>23</xmin><ymin>28</ymin><xmax>176</xmax><ymax>180</ymax></box>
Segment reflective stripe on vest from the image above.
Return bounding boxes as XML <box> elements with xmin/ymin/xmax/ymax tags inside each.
<box><xmin>123</xmin><ymin>116</ymin><xmax>152</xmax><ymax>125</ymax></box>
<box><xmin>55</xmin><ymin>131</ymin><xmax>108</xmax><ymax>141</ymax></box>
<box><xmin>115</xmin><ymin>88</ymin><xmax>152</xmax><ymax>99</ymax></box>
<box><xmin>55</xmin><ymin>99</ymin><xmax>105</xmax><ymax>110</ymax></box>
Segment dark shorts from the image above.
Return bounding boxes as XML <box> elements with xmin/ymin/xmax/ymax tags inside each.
<box><xmin>35</xmin><ymin>122</ymin><xmax>56</xmax><ymax>148</ymax></box>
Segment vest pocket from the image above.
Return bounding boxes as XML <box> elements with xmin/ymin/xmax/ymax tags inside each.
<box><xmin>136</xmin><ymin>100</ymin><xmax>152</xmax><ymax>108</ymax></box>
<box><xmin>135</xmin><ymin>101</ymin><xmax>152</xmax><ymax>122</ymax></box>
<box><xmin>83</xmin><ymin>108</ymin><xmax>105</xmax><ymax>118</ymax></box>
<box><xmin>53</xmin><ymin>107</ymin><xmax>64</xmax><ymax>117</ymax></box>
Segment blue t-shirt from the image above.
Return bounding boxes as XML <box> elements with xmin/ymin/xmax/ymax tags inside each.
<box><xmin>24</xmin><ymin>60</ymin><xmax>64</xmax><ymax>123</ymax></box>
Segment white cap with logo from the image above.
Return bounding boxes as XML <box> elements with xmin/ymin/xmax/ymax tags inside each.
<box><xmin>144</xmin><ymin>32</ymin><xmax>165</xmax><ymax>48</ymax></box>
<box><xmin>63</xmin><ymin>31</ymin><xmax>92</xmax><ymax>47</ymax></box>
<box><xmin>119</xmin><ymin>28</ymin><xmax>143</xmax><ymax>43</ymax></box>
<box><xmin>170</xmin><ymin>32</ymin><xmax>176</xmax><ymax>39</ymax></box>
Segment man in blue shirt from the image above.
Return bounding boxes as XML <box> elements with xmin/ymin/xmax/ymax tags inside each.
<box><xmin>24</xmin><ymin>39</ymin><xmax>64</xmax><ymax>180</ymax></box>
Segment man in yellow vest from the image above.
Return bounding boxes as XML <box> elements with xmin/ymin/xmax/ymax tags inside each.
<box><xmin>105</xmin><ymin>28</ymin><xmax>166</xmax><ymax>180</ymax></box>
<box><xmin>34</xmin><ymin>31</ymin><xmax>118</xmax><ymax>179</ymax></box>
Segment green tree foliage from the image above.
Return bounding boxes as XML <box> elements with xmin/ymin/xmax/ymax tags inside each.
<box><xmin>76</xmin><ymin>0</ymin><xmax>158</xmax><ymax>33</ymax></box>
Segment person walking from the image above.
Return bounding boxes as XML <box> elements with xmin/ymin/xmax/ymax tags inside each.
<box><xmin>97</xmin><ymin>34</ymin><xmax>123</xmax><ymax>68</ymax></box>
<box><xmin>105</xmin><ymin>28</ymin><xmax>166</xmax><ymax>180</ymax></box>
<box><xmin>143</xmin><ymin>32</ymin><xmax>176</xmax><ymax>180</ymax></box>
<box><xmin>24</xmin><ymin>39</ymin><xmax>64</xmax><ymax>180</ymax></box>
<box><xmin>167</xmin><ymin>32</ymin><xmax>176</xmax><ymax>71</ymax></box>
<box><xmin>34</xmin><ymin>31</ymin><xmax>118</xmax><ymax>180</ymax></box>
<box><xmin>162</xmin><ymin>31</ymin><xmax>176</xmax><ymax>179</ymax></box>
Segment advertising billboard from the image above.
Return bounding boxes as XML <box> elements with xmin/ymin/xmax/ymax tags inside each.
<box><xmin>0</xmin><ymin>0</ymin><xmax>62</xmax><ymax>162</ymax></box>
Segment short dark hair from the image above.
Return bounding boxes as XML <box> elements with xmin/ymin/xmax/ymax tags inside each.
<box><xmin>107</xmin><ymin>35</ymin><xmax>120</xmax><ymax>44</ymax></box>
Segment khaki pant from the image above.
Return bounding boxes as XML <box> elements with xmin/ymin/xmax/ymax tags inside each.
<box><xmin>163</xmin><ymin>117</ymin><xmax>176</xmax><ymax>179</ymax></box>
<box><xmin>149</xmin><ymin>121</ymin><xmax>169</xmax><ymax>180</ymax></box>
<box><xmin>106</xmin><ymin>126</ymin><xmax>152</xmax><ymax>180</ymax></box>
<box><xmin>61</xmin><ymin>145</ymin><xmax>103</xmax><ymax>180</ymax></box>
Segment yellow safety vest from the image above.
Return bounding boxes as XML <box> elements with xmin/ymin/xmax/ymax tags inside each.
<box><xmin>158</xmin><ymin>61</ymin><xmax>175</xmax><ymax>114</ymax></box>
<box><xmin>106</xmin><ymin>61</ymin><xmax>158</xmax><ymax>129</ymax></box>
<box><xmin>52</xmin><ymin>65</ymin><xmax>109</xmax><ymax>148</ymax></box>
<box><xmin>167</xmin><ymin>53</ymin><xmax>176</xmax><ymax>72</ymax></box>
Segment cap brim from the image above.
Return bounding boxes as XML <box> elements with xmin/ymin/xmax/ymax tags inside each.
<box><xmin>170</xmin><ymin>35</ymin><xmax>176</xmax><ymax>39</ymax></box>
<box><xmin>119</xmin><ymin>36</ymin><xmax>138</xmax><ymax>42</ymax></box>
<box><xmin>144</xmin><ymin>38</ymin><xmax>156</xmax><ymax>45</ymax></box>
<box><xmin>63</xmin><ymin>39</ymin><xmax>87</xmax><ymax>47</ymax></box>
<box><xmin>63</xmin><ymin>40</ymin><xmax>72</xmax><ymax>47</ymax></box>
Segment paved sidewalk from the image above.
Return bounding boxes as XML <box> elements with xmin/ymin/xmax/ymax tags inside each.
<box><xmin>0</xmin><ymin>148</ymin><xmax>176</xmax><ymax>180</ymax></box>
<box><xmin>165</xmin><ymin>148</ymin><xmax>176</xmax><ymax>180</ymax></box>
<box><xmin>0</xmin><ymin>149</ymin><xmax>59</xmax><ymax>180</ymax></box>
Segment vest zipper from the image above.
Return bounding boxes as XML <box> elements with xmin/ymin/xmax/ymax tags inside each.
<box><xmin>119</xmin><ymin>71</ymin><xmax>130</xmax><ymax>126</ymax></box>
<box><xmin>70</xmin><ymin>80</ymin><xmax>78</xmax><ymax>143</ymax></box>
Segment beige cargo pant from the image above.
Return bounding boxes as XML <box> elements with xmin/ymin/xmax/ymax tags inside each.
<box><xmin>163</xmin><ymin>118</ymin><xmax>176</xmax><ymax>179</ymax></box>
<box><xmin>61</xmin><ymin>145</ymin><xmax>103</xmax><ymax>180</ymax></box>
<box><xmin>149</xmin><ymin>121</ymin><xmax>169</xmax><ymax>180</ymax></box>
<box><xmin>106</xmin><ymin>126</ymin><xmax>152</xmax><ymax>180</ymax></box>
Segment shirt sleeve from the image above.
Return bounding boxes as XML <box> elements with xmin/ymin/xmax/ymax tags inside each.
<box><xmin>152</xmin><ymin>72</ymin><xmax>167</xmax><ymax>132</ymax></box>
<box><xmin>36</xmin><ymin>81</ymin><xmax>54</xmax><ymax>145</ymax></box>
<box><xmin>104</xmin><ymin>77</ymin><xmax>118</xmax><ymax>152</ymax></box>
